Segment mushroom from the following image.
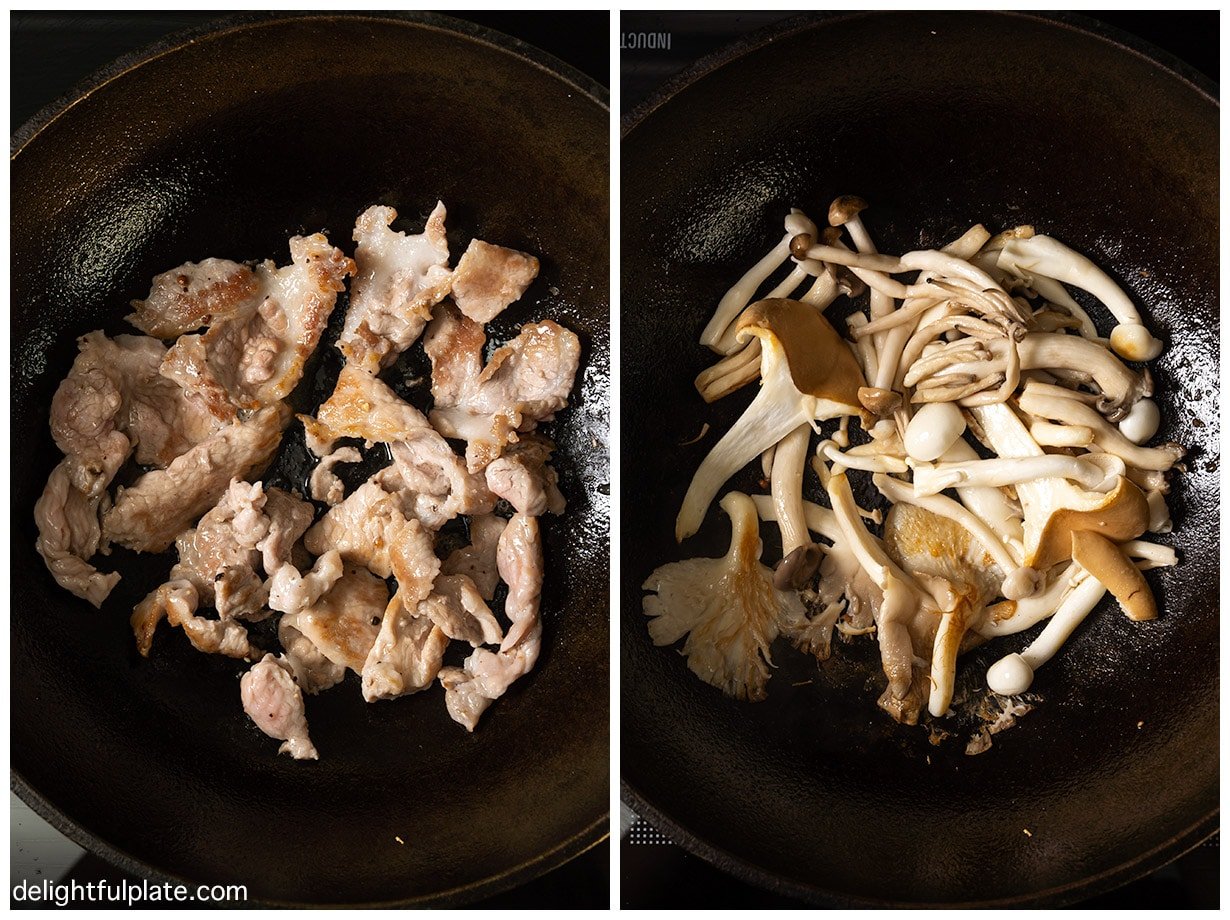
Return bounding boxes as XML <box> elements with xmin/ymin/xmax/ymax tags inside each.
<box><xmin>978</xmin><ymin>562</ymin><xmax>1083</xmax><ymax>638</ymax></box>
<box><xmin>1118</xmin><ymin>397</ymin><xmax>1161</xmax><ymax>444</ymax></box>
<box><xmin>643</xmin><ymin>491</ymin><xmax>805</xmax><ymax>701</ymax></box>
<box><xmin>996</xmin><ymin>234</ymin><xmax>1163</xmax><ymax>360</ymax></box>
<box><xmin>985</xmin><ymin>573</ymin><xmax>1107</xmax><ymax>696</ymax></box>
<box><xmin>1029</xmin><ymin>421</ymin><xmax>1094</xmax><ymax>449</ymax></box>
<box><xmin>1017</xmin><ymin>387</ymin><xmax>1183</xmax><ymax>471</ymax></box>
<box><xmin>769</xmin><ymin>424</ymin><xmax>821</xmax><ymax>584</ymax></box>
<box><xmin>701</xmin><ymin>210</ymin><xmax>818</xmax><ymax>353</ymax></box>
<box><xmin>676</xmin><ymin>299</ymin><xmax>864</xmax><ymax>541</ymax></box>
<box><xmin>1070</xmin><ymin>530</ymin><xmax>1157</xmax><ymax>621</ymax></box>
<box><xmin>902</xmin><ymin>401</ymin><xmax>966</xmax><ymax>461</ymax></box>
<box><xmin>911</xmin><ymin>453</ymin><xmax>1125</xmax><ymax>497</ymax></box>
<box><xmin>970</xmin><ymin>403</ymin><xmax>1151</xmax><ymax>570</ymax></box>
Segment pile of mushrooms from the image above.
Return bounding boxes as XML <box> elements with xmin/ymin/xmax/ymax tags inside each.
<box><xmin>644</xmin><ymin>196</ymin><xmax>1182</xmax><ymax>731</ymax></box>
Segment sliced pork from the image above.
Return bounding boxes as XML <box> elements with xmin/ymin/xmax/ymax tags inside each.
<box><xmin>450</xmin><ymin>239</ymin><xmax>539</xmax><ymax>324</ymax></box>
<box><xmin>278</xmin><ymin>618</ymin><xmax>346</xmax><ymax>695</ymax></box>
<box><xmin>161</xmin><ymin>234</ymin><xmax>354</xmax><ymax>421</ymax></box>
<box><xmin>102</xmin><ymin>402</ymin><xmax>290</xmax><ymax>553</ymax></box>
<box><xmin>421</xmin><ymin>574</ymin><xmax>503</xmax><ymax>647</ymax></box>
<box><xmin>308</xmin><ymin>445</ymin><xmax>361</xmax><ymax>506</ymax></box>
<box><xmin>240</xmin><ymin>654</ymin><xmax>318</xmax><ymax>760</ymax></box>
<box><xmin>34</xmin><ymin>460</ymin><xmax>119</xmax><ymax>607</ymax></box>
<box><xmin>425</xmin><ymin>303</ymin><xmax>580</xmax><ymax>471</ymax></box>
<box><xmin>293</xmin><ymin>565</ymin><xmax>388</xmax><ymax>673</ymax></box>
<box><xmin>127</xmin><ymin>258</ymin><xmax>260</xmax><ymax>339</ymax></box>
<box><xmin>361</xmin><ymin>594</ymin><xmax>449</xmax><ymax>703</ymax></box>
<box><xmin>484</xmin><ymin>434</ymin><xmax>566</xmax><ymax>516</ymax></box>
<box><xmin>130</xmin><ymin>579</ymin><xmax>255</xmax><ymax>659</ymax></box>
<box><xmin>441</xmin><ymin>513</ymin><xmax>507</xmax><ymax>600</ymax></box>
<box><xmin>338</xmin><ymin>203</ymin><xmax>453</xmax><ymax>372</ymax></box>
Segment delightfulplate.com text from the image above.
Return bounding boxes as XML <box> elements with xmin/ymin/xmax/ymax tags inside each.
<box><xmin>12</xmin><ymin>878</ymin><xmax>247</xmax><ymax>907</ymax></box>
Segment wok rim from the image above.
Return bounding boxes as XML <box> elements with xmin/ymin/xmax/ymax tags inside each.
<box><xmin>11</xmin><ymin>10</ymin><xmax>609</xmax><ymax>908</ymax></box>
<box><xmin>620</xmin><ymin>8</ymin><xmax>1217</xmax><ymax>908</ymax></box>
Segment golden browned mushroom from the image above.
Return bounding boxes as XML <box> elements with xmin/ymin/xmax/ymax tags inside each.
<box><xmin>1070</xmin><ymin>530</ymin><xmax>1158</xmax><ymax>621</ymax></box>
<box><xmin>675</xmin><ymin>299</ymin><xmax>865</xmax><ymax>541</ymax></box>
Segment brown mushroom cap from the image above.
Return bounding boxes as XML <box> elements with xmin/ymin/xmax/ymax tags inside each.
<box><xmin>736</xmin><ymin>299</ymin><xmax>865</xmax><ymax>408</ymax></box>
<box><xmin>1029</xmin><ymin>477</ymin><xmax>1150</xmax><ymax>570</ymax></box>
<box><xmin>858</xmin><ymin>386</ymin><xmax>902</xmax><ymax>416</ymax></box>
<box><xmin>1070</xmin><ymin>530</ymin><xmax>1157</xmax><ymax>621</ymax></box>
<box><xmin>828</xmin><ymin>195</ymin><xmax>869</xmax><ymax>227</ymax></box>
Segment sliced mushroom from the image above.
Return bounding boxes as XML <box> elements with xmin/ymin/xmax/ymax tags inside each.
<box><xmin>1070</xmin><ymin>530</ymin><xmax>1157</xmax><ymax>621</ymax></box>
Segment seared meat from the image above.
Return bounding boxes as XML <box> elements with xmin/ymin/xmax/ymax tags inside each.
<box><xmin>484</xmin><ymin>434</ymin><xmax>566</xmax><ymax>516</ymax></box>
<box><xmin>240</xmin><ymin>654</ymin><xmax>318</xmax><ymax>760</ymax></box>
<box><xmin>421</xmin><ymin>574</ymin><xmax>503</xmax><ymax>647</ymax></box>
<box><xmin>50</xmin><ymin>331</ymin><xmax>219</xmax><ymax>497</ymax></box>
<box><xmin>171</xmin><ymin>479</ymin><xmax>268</xmax><ymax>618</ymax></box>
<box><xmin>257</xmin><ymin>487</ymin><xmax>315</xmax><ymax>573</ymax></box>
<box><xmin>301</xmin><ymin>364</ymin><xmax>493</xmax><ymax>524</ymax></box>
<box><xmin>441</xmin><ymin>513</ymin><xmax>506</xmax><ymax>600</ymax></box>
<box><xmin>361</xmin><ymin>594</ymin><xmax>449</xmax><ymax>702</ymax></box>
<box><xmin>268</xmin><ymin>549</ymin><xmax>344</xmax><ymax>617</ymax></box>
<box><xmin>130</xmin><ymin>579</ymin><xmax>255</xmax><ymax>659</ymax></box>
<box><xmin>441</xmin><ymin>514</ymin><xmax>543</xmax><ymax>730</ymax></box>
<box><xmin>308</xmin><ymin>445</ymin><xmax>362</xmax><ymax>506</ymax></box>
<box><xmin>294</xmin><ymin>565</ymin><xmax>388</xmax><ymax>673</ymax></box>
<box><xmin>303</xmin><ymin>481</ymin><xmax>407</xmax><ymax>578</ymax></box>
<box><xmin>425</xmin><ymin>303</ymin><xmax>580</xmax><ymax>471</ymax></box>
<box><xmin>161</xmin><ymin>234</ymin><xmax>354</xmax><ymax>421</ymax></box>
<box><xmin>278</xmin><ymin>617</ymin><xmax>346</xmax><ymax>695</ymax></box>
<box><xmin>34</xmin><ymin>460</ymin><xmax>120</xmax><ymax>607</ymax></box>
<box><xmin>102</xmin><ymin>403</ymin><xmax>290</xmax><ymax>553</ymax></box>
<box><xmin>338</xmin><ymin>203</ymin><xmax>453</xmax><ymax>372</ymax></box>
<box><xmin>127</xmin><ymin>258</ymin><xmax>260</xmax><ymax>339</ymax></box>
<box><xmin>450</xmin><ymin>239</ymin><xmax>539</xmax><ymax>324</ymax></box>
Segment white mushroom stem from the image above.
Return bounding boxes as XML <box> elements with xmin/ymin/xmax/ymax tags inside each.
<box><xmin>750</xmin><ymin>494</ymin><xmax>844</xmax><ymax>545</ymax></box>
<box><xmin>939</xmin><ymin>439</ymin><xmax>1025</xmax><ymax>551</ymax></box>
<box><xmin>997</xmin><ymin>234</ymin><xmax>1163</xmax><ymax>360</ymax></box>
<box><xmin>985</xmin><ymin>574</ymin><xmax>1108</xmax><ymax>696</ymax></box>
<box><xmin>978</xmin><ymin>563</ymin><xmax>1085</xmax><ymax>638</ymax></box>
<box><xmin>838</xmin><ymin>208</ymin><xmax>895</xmax><ymax>360</ymax></box>
<box><xmin>695</xmin><ymin>340</ymin><xmax>762</xmax><ymax>402</ymax></box>
<box><xmin>701</xmin><ymin>210</ymin><xmax>816</xmax><ymax>353</ymax></box>
<box><xmin>1030</xmin><ymin>421</ymin><xmax>1095</xmax><ymax>448</ymax></box>
<box><xmin>1017</xmin><ymin>390</ymin><xmax>1183</xmax><ymax>471</ymax></box>
<box><xmin>912</xmin><ymin>454</ymin><xmax>1124</xmax><ymax>497</ymax></box>
<box><xmin>819</xmin><ymin>441</ymin><xmax>908</xmax><ymax>474</ymax></box>
<box><xmin>845</xmin><ymin>313</ymin><xmax>880</xmax><ymax>383</ymax></box>
<box><xmin>1118</xmin><ymin>398</ymin><xmax>1160</xmax><ymax>444</ymax></box>
<box><xmin>828</xmin><ymin>467</ymin><xmax>924</xmax><ymax>699</ymax></box>
<box><xmin>760</xmin><ymin>442</ymin><xmax>776</xmax><ymax>480</ymax></box>
<box><xmin>1122</xmin><ymin>539</ymin><xmax>1177</xmax><ymax>567</ymax></box>
<box><xmin>1144</xmin><ymin>490</ymin><xmax>1172</xmax><ymax>534</ymax></box>
<box><xmin>873</xmin><ymin>473</ymin><xmax>1037</xmax><ymax>597</ymax></box>
<box><xmin>771</xmin><ymin>424</ymin><xmax>812</xmax><ymax>557</ymax></box>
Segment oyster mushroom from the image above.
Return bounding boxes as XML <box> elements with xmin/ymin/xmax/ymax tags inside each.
<box><xmin>996</xmin><ymin>234</ymin><xmax>1163</xmax><ymax>360</ymax></box>
<box><xmin>1071</xmin><ymin>530</ymin><xmax>1157</xmax><ymax>621</ymax></box>
<box><xmin>676</xmin><ymin>299</ymin><xmax>864</xmax><ymax>541</ymax></box>
<box><xmin>643</xmin><ymin>492</ymin><xmax>805</xmax><ymax>701</ymax></box>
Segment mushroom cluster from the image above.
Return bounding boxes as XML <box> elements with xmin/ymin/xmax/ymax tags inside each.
<box><xmin>643</xmin><ymin>197</ymin><xmax>1182</xmax><ymax>733</ymax></box>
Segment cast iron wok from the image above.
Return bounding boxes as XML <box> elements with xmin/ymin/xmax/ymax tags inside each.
<box><xmin>12</xmin><ymin>13</ymin><xmax>608</xmax><ymax>907</ymax></box>
<box><xmin>621</xmin><ymin>11</ymin><xmax>1217</xmax><ymax>907</ymax></box>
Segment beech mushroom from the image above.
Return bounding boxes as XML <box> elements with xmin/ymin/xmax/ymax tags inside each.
<box><xmin>911</xmin><ymin>453</ymin><xmax>1124</xmax><ymax>497</ymax></box>
<box><xmin>643</xmin><ymin>491</ymin><xmax>805</xmax><ymax>701</ymax></box>
<box><xmin>1118</xmin><ymin>397</ymin><xmax>1161</xmax><ymax>444</ymax></box>
<box><xmin>996</xmin><ymin>234</ymin><xmax>1163</xmax><ymax>360</ymax></box>
<box><xmin>902</xmin><ymin>401</ymin><xmax>967</xmax><ymax>461</ymax></box>
<box><xmin>769</xmin><ymin>424</ymin><xmax>821</xmax><ymax>586</ymax></box>
<box><xmin>676</xmin><ymin>299</ymin><xmax>864</xmax><ymax>541</ymax></box>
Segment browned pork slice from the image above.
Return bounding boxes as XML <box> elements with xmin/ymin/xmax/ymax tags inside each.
<box><xmin>303</xmin><ymin>481</ymin><xmax>406</xmax><ymax>578</ymax></box>
<box><xmin>441</xmin><ymin>514</ymin><xmax>543</xmax><ymax>731</ymax></box>
<box><xmin>450</xmin><ymin>239</ymin><xmax>539</xmax><ymax>324</ymax></box>
<box><xmin>257</xmin><ymin>487</ymin><xmax>316</xmax><ymax>574</ymax></box>
<box><xmin>130</xmin><ymin>579</ymin><xmax>256</xmax><ymax>659</ymax></box>
<box><xmin>292</xmin><ymin>565</ymin><xmax>388</xmax><ymax>674</ymax></box>
<box><xmin>34</xmin><ymin>460</ymin><xmax>120</xmax><ymax>607</ymax></box>
<box><xmin>300</xmin><ymin>364</ymin><xmax>493</xmax><ymax>525</ymax></box>
<box><xmin>171</xmin><ymin>479</ymin><xmax>268</xmax><ymax>618</ymax></box>
<box><xmin>127</xmin><ymin>258</ymin><xmax>260</xmax><ymax>339</ymax></box>
<box><xmin>361</xmin><ymin>594</ymin><xmax>449</xmax><ymax>703</ymax></box>
<box><xmin>338</xmin><ymin>203</ymin><xmax>453</xmax><ymax>372</ymax></box>
<box><xmin>50</xmin><ymin>332</ymin><xmax>220</xmax><ymax>497</ymax></box>
<box><xmin>440</xmin><ymin>513</ymin><xmax>506</xmax><ymax>601</ymax></box>
<box><xmin>420</xmin><ymin>574</ymin><xmax>503</xmax><ymax>647</ymax></box>
<box><xmin>241</xmin><ymin>654</ymin><xmax>318</xmax><ymax>760</ymax></box>
<box><xmin>425</xmin><ymin>303</ymin><xmax>580</xmax><ymax>471</ymax></box>
<box><xmin>308</xmin><ymin>445</ymin><xmax>362</xmax><ymax>506</ymax></box>
<box><xmin>161</xmin><ymin>234</ymin><xmax>354</xmax><ymax>421</ymax></box>
<box><xmin>278</xmin><ymin>616</ymin><xmax>346</xmax><ymax>695</ymax></box>
<box><xmin>268</xmin><ymin>550</ymin><xmax>344</xmax><ymax>617</ymax></box>
<box><xmin>102</xmin><ymin>402</ymin><xmax>290</xmax><ymax>553</ymax></box>
<box><xmin>483</xmin><ymin>434</ymin><xmax>566</xmax><ymax>516</ymax></box>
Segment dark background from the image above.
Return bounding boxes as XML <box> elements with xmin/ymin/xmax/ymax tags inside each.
<box><xmin>619</xmin><ymin>9</ymin><xmax>1218</xmax><ymax>910</ymax></box>
<box><xmin>10</xmin><ymin>9</ymin><xmax>608</xmax><ymax>911</ymax></box>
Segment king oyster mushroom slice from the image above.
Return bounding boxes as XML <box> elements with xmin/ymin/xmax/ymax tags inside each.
<box><xmin>970</xmin><ymin>403</ymin><xmax>1151</xmax><ymax>571</ymax></box>
<box><xmin>995</xmin><ymin>233</ymin><xmax>1164</xmax><ymax>360</ymax></box>
<box><xmin>700</xmin><ymin>210</ymin><xmax>818</xmax><ymax>355</ymax></box>
<box><xmin>643</xmin><ymin>491</ymin><xmax>806</xmax><ymax>701</ymax></box>
<box><xmin>676</xmin><ymin>298</ymin><xmax>864</xmax><ymax>542</ymax></box>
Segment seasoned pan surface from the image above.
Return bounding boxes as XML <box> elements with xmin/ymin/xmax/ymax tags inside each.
<box><xmin>621</xmin><ymin>11</ymin><xmax>1217</xmax><ymax>907</ymax></box>
<box><xmin>13</xmin><ymin>13</ymin><xmax>609</xmax><ymax>907</ymax></box>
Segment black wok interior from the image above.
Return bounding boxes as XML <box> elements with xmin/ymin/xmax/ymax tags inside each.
<box><xmin>12</xmin><ymin>14</ymin><xmax>608</xmax><ymax>906</ymax></box>
<box><xmin>621</xmin><ymin>12</ymin><xmax>1217</xmax><ymax>906</ymax></box>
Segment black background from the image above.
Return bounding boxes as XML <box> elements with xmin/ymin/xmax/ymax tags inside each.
<box><xmin>619</xmin><ymin>9</ymin><xmax>1218</xmax><ymax>910</ymax></box>
<box><xmin>10</xmin><ymin>10</ymin><xmax>608</xmax><ymax>911</ymax></box>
